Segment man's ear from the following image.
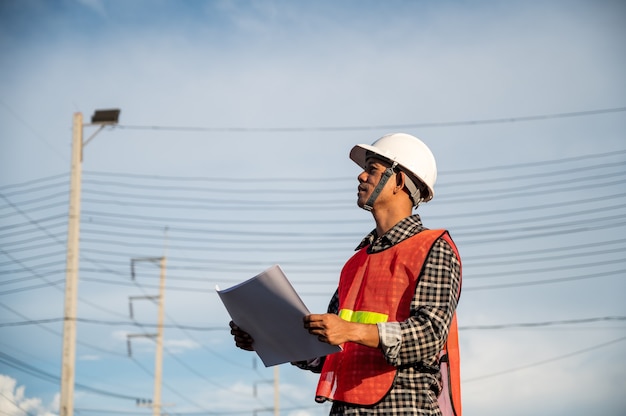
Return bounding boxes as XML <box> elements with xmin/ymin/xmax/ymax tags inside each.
<box><xmin>395</xmin><ymin>171</ymin><xmax>405</xmax><ymax>192</ymax></box>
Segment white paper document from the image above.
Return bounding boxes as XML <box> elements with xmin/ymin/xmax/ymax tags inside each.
<box><xmin>216</xmin><ymin>264</ymin><xmax>341</xmax><ymax>367</ymax></box>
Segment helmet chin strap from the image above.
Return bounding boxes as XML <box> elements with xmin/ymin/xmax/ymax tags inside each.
<box><xmin>363</xmin><ymin>162</ymin><xmax>398</xmax><ymax>211</ymax></box>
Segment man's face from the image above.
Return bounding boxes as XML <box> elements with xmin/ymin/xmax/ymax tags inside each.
<box><xmin>356</xmin><ymin>157</ymin><xmax>395</xmax><ymax>209</ymax></box>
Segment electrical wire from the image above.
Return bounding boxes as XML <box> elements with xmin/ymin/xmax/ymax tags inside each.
<box><xmin>115</xmin><ymin>106</ymin><xmax>626</xmax><ymax>133</ymax></box>
<box><xmin>463</xmin><ymin>335</ymin><xmax>626</xmax><ymax>383</ymax></box>
<box><xmin>73</xmin><ymin>164</ymin><xmax>626</xmax><ymax>207</ymax></box>
<box><xmin>0</xmin><ymin>391</ymin><xmax>36</xmax><ymax>416</ymax></box>
<box><xmin>459</xmin><ymin>316</ymin><xmax>626</xmax><ymax>330</ymax></box>
<box><xmin>0</xmin><ymin>351</ymin><xmax>145</xmax><ymax>401</ymax></box>
<box><xmin>463</xmin><ymin>269</ymin><xmax>625</xmax><ymax>291</ymax></box>
<box><xmin>2</xmin><ymin>315</ymin><xmax>623</xmax><ymax>332</ymax></box>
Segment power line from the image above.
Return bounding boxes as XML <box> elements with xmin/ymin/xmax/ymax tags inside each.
<box><xmin>2</xmin><ymin>150</ymin><xmax>622</xmax><ymax>222</ymax></box>
<box><xmin>463</xmin><ymin>335</ymin><xmax>626</xmax><ymax>383</ymax></box>
<box><xmin>78</xmin><ymin>268</ymin><xmax>625</xmax><ymax>295</ymax></box>
<box><xmin>0</xmin><ymin>293</ymin><xmax>250</xmax><ymax>412</ymax></box>
<box><xmin>75</xmin><ymin>206</ymin><xmax>626</xmax><ymax>242</ymax></box>
<box><xmin>81</xmin><ymin>188</ymin><xmax>351</xmax><ymax>207</ymax></box>
<box><xmin>467</xmin><ymin>246</ymin><xmax>626</xmax><ymax>268</ymax></box>
<box><xmin>442</xmin><ymin>160</ymin><xmax>626</xmax><ymax>184</ymax></box>
<box><xmin>0</xmin><ymin>172</ymin><xmax>67</xmax><ymax>191</ymax></box>
<box><xmin>0</xmin><ymin>390</ymin><xmax>37</xmax><ymax>416</ymax></box>
<box><xmin>0</xmin><ymin>279</ymin><xmax>65</xmax><ymax>296</ymax></box>
<box><xmin>71</xmin><ymin>157</ymin><xmax>624</xmax><ymax>190</ymax></box>
<box><xmin>0</xmin><ymin>179</ymin><xmax>68</xmax><ymax>197</ymax></box>
<box><xmin>465</xmin><ymin>257</ymin><xmax>626</xmax><ymax>280</ymax></box>
<box><xmin>463</xmin><ymin>269</ymin><xmax>625</xmax><ymax>291</ymax></box>
<box><xmin>445</xmin><ymin>148</ymin><xmax>626</xmax><ymax>175</ymax></box>
<box><xmin>459</xmin><ymin>316</ymin><xmax>626</xmax><ymax>330</ymax></box>
<box><xmin>2</xmin><ymin>315</ymin><xmax>623</xmax><ymax>331</ymax></box>
<box><xmin>443</xmin><ymin>178</ymin><xmax>626</xmax><ymax>204</ymax></box>
<box><xmin>123</xmin><ymin>257</ymin><xmax>270</xmax><ymax>407</ymax></box>
<box><xmin>464</xmin><ymin>237</ymin><xmax>626</xmax><ymax>261</ymax></box>
<box><xmin>78</xmin><ymin>152</ymin><xmax>626</xmax><ymax>186</ymax></box>
<box><xmin>128</xmin><ymin>356</ymin><xmax>211</xmax><ymax>412</ymax></box>
<box><xmin>0</xmin><ymin>317</ymin><xmax>223</xmax><ymax>330</ymax></box>
<box><xmin>4</xmin><ymin>194</ymin><xmax>626</xmax><ymax>252</ymax></box>
<box><xmin>0</xmin><ymin>351</ymin><xmax>144</xmax><ymax>401</ymax></box>
<box><xmin>0</xmin><ymin>302</ymin><xmax>126</xmax><ymax>358</ymax></box>
<box><xmin>0</xmin><ymin>214</ymin><xmax>66</xmax><ymax>233</ymax></box>
<box><xmin>44</xmin><ymin>229</ymin><xmax>614</xmax><ymax>272</ymax></box>
<box><xmin>71</xmin><ymin>213</ymin><xmax>625</xmax><ymax>254</ymax></box>
<box><xmin>0</xmin><ymin>194</ymin><xmax>65</xmax><ymax>244</ymax></box>
<box><xmin>0</xmin><ymin>249</ymin><xmax>67</xmax><ymax>268</ymax></box>
<box><xmin>0</xmin><ymin>247</ymin><xmax>131</xmax><ymax>319</ymax></box>
<box><xmin>0</xmin><ymin>201</ymin><xmax>67</xmax><ymax>220</ymax></box>
<box><xmin>115</xmin><ymin>106</ymin><xmax>626</xmax><ymax>133</ymax></box>
<box><xmin>70</xmin><ymin>172</ymin><xmax>626</xmax><ymax>209</ymax></box>
<box><xmin>457</xmin><ymin>219</ymin><xmax>626</xmax><ymax>246</ymax></box>
<box><xmin>76</xmin><ymin>191</ymin><xmax>625</xmax><ymax>224</ymax></box>
<box><xmin>0</xmin><ymin>190</ymin><xmax>68</xmax><ymax>210</ymax></box>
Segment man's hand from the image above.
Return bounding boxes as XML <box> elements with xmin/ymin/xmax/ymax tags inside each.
<box><xmin>229</xmin><ymin>321</ymin><xmax>255</xmax><ymax>351</ymax></box>
<box><xmin>303</xmin><ymin>313</ymin><xmax>380</xmax><ymax>348</ymax></box>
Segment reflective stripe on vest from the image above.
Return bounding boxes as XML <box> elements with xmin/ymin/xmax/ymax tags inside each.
<box><xmin>315</xmin><ymin>229</ymin><xmax>450</xmax><ymax>406</ymax></box>
<box><xmin>338</xmin><ymin>309</ymin><xmax>388</xmax><ymax>324</ymax></box>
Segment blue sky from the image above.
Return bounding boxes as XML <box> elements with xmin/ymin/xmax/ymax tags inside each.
<box><xmin>1</xmin><ymin>1</ymin><xmax>625</xmax><ymax>415</ymax></box>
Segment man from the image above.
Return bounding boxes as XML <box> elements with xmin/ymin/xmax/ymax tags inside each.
<box><xmin>231</xmin><ymin>133</ymin><xmax>462</xmax><ymax>416</ymax></box>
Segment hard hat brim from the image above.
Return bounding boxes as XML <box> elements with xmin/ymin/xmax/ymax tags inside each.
<box><xmin>349</xmin><ymin>144</ymin><xmax>373</xmax><ymax>169</ymax></box>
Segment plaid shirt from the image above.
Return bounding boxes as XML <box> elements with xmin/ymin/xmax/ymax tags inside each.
<box><xmin>303</xmin><ymin>214</ymin><xmax>461</xmax><ymax>416</ymax></box>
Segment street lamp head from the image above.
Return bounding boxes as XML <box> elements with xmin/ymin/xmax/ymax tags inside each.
<box><xmin>91</xmin><ymin>109</ymin><xmax>120</xmax><ymax>125</ymax></box>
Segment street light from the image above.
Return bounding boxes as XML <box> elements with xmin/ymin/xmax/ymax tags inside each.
<box><xmin>90</xmin><ymin>109</ymin><xmax>120</xmax><ymax>124</ymax></box>
<box><xmin>60</xmin><ymin>109</ymin><xmax>120</xmax><ymax>416</ymax></box>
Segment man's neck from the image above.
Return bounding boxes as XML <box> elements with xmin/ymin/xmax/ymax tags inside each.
<box><xmin>373</xmin><ymin>207</ymin><xmax>413</xmax><ymax>236</ymax></box>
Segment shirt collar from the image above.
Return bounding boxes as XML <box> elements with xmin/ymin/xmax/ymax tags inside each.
<box><xmin>355</xmin><ymin>214</ymin><xmax>425</xmax><ymax>253</ymax></box>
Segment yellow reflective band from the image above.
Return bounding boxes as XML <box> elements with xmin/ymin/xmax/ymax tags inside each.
<box><xmin>339</xmin><ymin>309</ymin><xmax>389</xmax><ymax>324</ymax></box>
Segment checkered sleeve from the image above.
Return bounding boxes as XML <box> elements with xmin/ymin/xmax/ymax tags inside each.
<box><xmin>378</xmin><ymin>237</ymin><xmax>461</xmax><ymax>367</ymax></box>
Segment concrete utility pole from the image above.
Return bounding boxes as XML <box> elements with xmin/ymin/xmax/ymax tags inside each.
<box><xmin>273</xmin><ymin>366</ymin><xmax>280</xmax><ymax>416</ymax></box>
<box><xmin>253</xmin><ymin>360</ymin><xmax>280</xmax><ymax>416</ymax></box>
<box><xmin>127</xmin><ymin>256</ymin><xmax>168</xmax><ymax>416</ymax></box>
<box><xmin>60</xmin><ymin>110</ymin><xmax>120</xmax><ymax>416</ymax></box>
<box><xmin>154</xmin><ymin>255</ymin><xmax>167</xmax><ymax>416</ymax></box>
<box><xmin>59</xmin><ymin>113</ymin><xmax>83</xmax><ymax>416</ymax></box>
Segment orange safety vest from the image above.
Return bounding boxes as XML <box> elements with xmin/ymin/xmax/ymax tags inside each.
<box><xmin>315</xmin><ymin>229</ymin><xmax>462</xmax><ymax>416</ymax></box>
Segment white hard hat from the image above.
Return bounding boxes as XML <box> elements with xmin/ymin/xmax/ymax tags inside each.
<box><xmin>350</xmin><ymin>133</ymin><xmax>437</xmax><ymax>203</ymax></box>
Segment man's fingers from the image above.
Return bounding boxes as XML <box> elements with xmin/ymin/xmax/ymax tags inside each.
<box><xmin>233</xmin><ymin>334</ymin><xmax>254</xmax><ymax>351</ymax></box>
<box><xmin>303</xmin><ymin>314</ymin><xmax>327</xmax><ymax>328</ymax></box>
<box><xmin>229</xmin><ymin>320</ymin><xmax>255</xmax><ymax>350</ymax></box>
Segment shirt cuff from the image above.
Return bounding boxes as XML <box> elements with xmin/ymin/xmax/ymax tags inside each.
<box><xmin>377</xmin><ymin>321</ymin><xmax>402</xmax><ymax>360</ymax></box>
<box><xmin>291</xmin><ymin>357</ymin><xmax>324</xmax><ymax>373</ymax></box>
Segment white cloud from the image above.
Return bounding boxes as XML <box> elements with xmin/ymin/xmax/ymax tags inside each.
<box><xmin>164</xmin><ymin>338</ymin><xmax>200</xmax><ymax>353</ymax></box>
<box><xmin>111</xmin><ymin>329</ymin><xmax>131</xmax><ymax>342</ymax></box>
<box><xmin>78</xmin><ymin>354</ymin><xmax>101</xmax><ymax>361</ymax></box>
<box><xmin>0</xmin><ymin>375</ymin><xmax>57</xmax><ymax>416</ymax></box>
<box><xmin>110</xmin><ymin>330</ymin><xmax>200</xmax><ymax>355</ymax></box>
